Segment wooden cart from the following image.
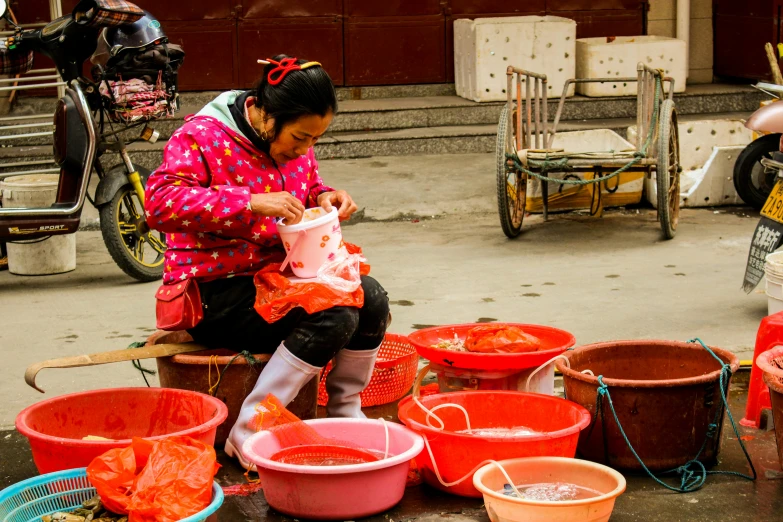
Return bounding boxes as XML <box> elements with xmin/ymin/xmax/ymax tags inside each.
<box><xmin>496</xmin><ymin>63</ymin><xmax>680</xmax><ymax>239</ymax></box>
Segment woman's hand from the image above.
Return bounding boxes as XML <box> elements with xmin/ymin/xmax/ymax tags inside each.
<box><xmin>250</xmin><ymin>192</ymin><xmax>305</xmax><ymax>224</ymax></box>
<box><xmin>318</xmin><ymin>190</ymin><xmax>358</xmax><ymax>221</ymax></box>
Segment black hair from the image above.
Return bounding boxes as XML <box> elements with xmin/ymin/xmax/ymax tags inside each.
<box><xmin>255</xmin><ymin>54</ymin><xmax>338</xmax><ymax>140</ymax></box>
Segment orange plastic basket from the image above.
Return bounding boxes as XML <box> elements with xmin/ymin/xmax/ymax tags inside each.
<box><xmin>318</xmin><ymin>334</ymin><xmax>418</xmax><ymax>407</ymax></box>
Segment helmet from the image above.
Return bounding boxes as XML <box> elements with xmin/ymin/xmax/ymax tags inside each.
<box><xmin>91</xmin><ymin>12</ymin><xmax>168</xmax><ymax>69</ymax></box>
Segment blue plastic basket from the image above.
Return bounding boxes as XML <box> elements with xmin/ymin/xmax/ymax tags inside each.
<box><xmin>0</xmin><ymin>468</ymin><xmax>224</xmax><ymax>522</ymax></box>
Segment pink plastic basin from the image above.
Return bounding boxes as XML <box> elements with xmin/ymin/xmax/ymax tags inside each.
<box><xmin>16</xmin><ymin>387</ymin><xmax>228</xmax><ymax>474</ymax></box>
<box><xmin>243</xmin><ymin>418</ymin><xmax>424</xmax><ymax>520</ymax></box>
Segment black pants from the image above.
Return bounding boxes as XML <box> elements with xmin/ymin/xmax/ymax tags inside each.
<box><xmin>189</xmin><ymin>275</ymin><xmax>390</xmax><ymax>367</ymax></box>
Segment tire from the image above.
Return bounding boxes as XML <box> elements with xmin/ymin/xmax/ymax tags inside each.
<box><xmin>733</xmin><ymin>133</ymin><xmax>781</xmax><ymax>210</ymax></box>
<box><xmin>99</xmin><ymin>169</ymin><xmax>165</xmax><ymax>282</ymax></box>
<box><xmin>657</xmin><ymin>99</ymin><xmax>680</xmax><ymax>240</ymax></box>
<box><xmin>496</xmin><ymin>103</ymin><xmax>526</xmax><ymax>238</ymax></box>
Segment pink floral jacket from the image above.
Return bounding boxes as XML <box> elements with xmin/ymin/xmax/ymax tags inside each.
<box><xmin>145</xmin><ymin>105</ymin><xmax>333</xmax><ymax>283</ymax></box>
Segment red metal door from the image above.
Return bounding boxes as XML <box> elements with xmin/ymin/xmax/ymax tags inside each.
<box><xmin>547</xmin><ymin>0</ymin><xmax>645</xmax><ymax>38</ymax></box>
<box><xmin>344</xmin><ymin>1</ymin><xmax>446</xmax><ymax>85</ymax></box>
<box><xmin>239</xmin><ymin>0</ymin><xmax>344</xmax><ymax>88</ymax></box>
<box><xmin>121</xmin><ymin>1</ymin><xmax>239</xmax><ymax>91</ymax></box>
<box><xmin>714</xmin><ymin>0</ymin><xmax>779</xmax><ymax>80</ymax></box>
<box><xmin>10</xmin><ymin>0</ymin><xmax>651</xmax><ymax>90</ymax></box>
<box><xmin>13</xmin><ymin>0</ymin><xmax>239</xmax><ymax>91</ymax></box>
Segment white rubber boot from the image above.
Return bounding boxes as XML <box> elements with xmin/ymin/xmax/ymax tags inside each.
<box><xmin>325</xmin><ymin>346</ymin><xmax>380</xmax><ymax>418</ymax></box>
<box><xmin>225</xmin><ymin>343</ymin><xmax>320</xmax><ymax>469</ymax></box>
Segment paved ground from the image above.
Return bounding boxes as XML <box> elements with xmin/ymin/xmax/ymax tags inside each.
<box><xmin>0</xmin><ymin>153</ymin><xmax>778</xmax><ymax>520</ymax></box>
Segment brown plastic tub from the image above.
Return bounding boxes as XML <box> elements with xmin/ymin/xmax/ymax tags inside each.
<box><xmin>555</xmin><ymin>340</ymin><xmax>739</xmax><ymax>471</ymax></box>
<box><xmin>149</xmin><ymin>331</ymin><xmax>318</xmax><ymax>446</ymax></box>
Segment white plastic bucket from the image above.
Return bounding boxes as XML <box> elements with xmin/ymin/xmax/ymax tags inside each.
<box><xmin>277</xmin><ymin>207</ymin><xmax>343</xmax><ymax>279</ymax></box>
<box><xmin>0</xmin><ymin>174</ymin><xmax>76</xmax><ymax>276</ymax></box>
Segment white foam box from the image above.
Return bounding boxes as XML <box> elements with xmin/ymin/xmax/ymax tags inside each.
<box><xmin>575</xmin><ymin>36</ymin><xmax>687</xmax><ymax>97</ymax></box>
<box><xmin>454</xmin><ymin>16</ymin><xmax>576</xmax><ymax>103</ymax></box>
<box><xmin>627</xmin><ymin>119</ymin><xmax>753</xmax><ymax>207</ymax></box>
<box><xmin>525</xmin><ymin>129</ymin><xmax>644</xmax><ymax>213</ymax></box>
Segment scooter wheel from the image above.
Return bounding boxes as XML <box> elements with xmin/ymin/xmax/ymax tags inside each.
<box><xmin>733</xmin><ymin>133</ymin><xmax>781</xmax><ymax>210</ymax></box>
<box><xmin>99</xmin><ymin>179</ymin><xmax>165</xmax><ymax>282</ymax></box>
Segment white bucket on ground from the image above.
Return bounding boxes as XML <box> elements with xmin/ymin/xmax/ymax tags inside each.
<box><xmin>0</xmin><ymin>174</ymin><xmax>76</xmax><ymax>275</ymax></box>
<box><xmin>766</xmin><ymin>252</ymin><xmax>783</xmax><ymax>315</ymax></box>
<box><xmin>277</xmin><ymin>207</ymin><xmax>343</xmax><ymax>279</ymax></box>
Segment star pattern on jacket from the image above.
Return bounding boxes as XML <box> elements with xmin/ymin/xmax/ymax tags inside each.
<box><xmin>145</xmin><ymin>115</ymin><xmax>333</xmax><ymax>283</ymax></box>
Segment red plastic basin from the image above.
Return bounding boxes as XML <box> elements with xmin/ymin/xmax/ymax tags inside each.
<box><xmin>16</xmin><ymin>387</ymin><xmax>228</xmax><ymax>474</ymax></box>
<box><xmin>408</xmin><ymin>323</ymin><xmax>576</xmax><ymax>371</ymax></box>
<box><xmin>397</xmin><ymin>391</ymin><xmax>591</xmax><ymax>497</ymax></box>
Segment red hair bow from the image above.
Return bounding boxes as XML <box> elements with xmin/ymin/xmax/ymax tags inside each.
<box><xmin>257</xmin><ymin>57</ymin><xmax>322</xmax><ymax>86</ymax></box>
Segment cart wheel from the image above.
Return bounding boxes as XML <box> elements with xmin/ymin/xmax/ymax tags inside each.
<box><xmin>496</xmin><ymin>103</ymin><xmax>526</xmax><ymax>238</ymax></box>
<box><xmin>656</xmin><ymin>99</ymin><xmax>680</xmax><ymax>239</ymax></box>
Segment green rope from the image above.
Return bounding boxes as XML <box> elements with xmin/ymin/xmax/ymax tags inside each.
<box><xmin>209</xmin><ymin>350</ymin><xmax>262</xmax><ymax>399</ymax></box>
<box><xmin>586</xmin><ymin>338</ymin><xmax>756</xmax><ymax>493</ymax></box>
<box><xmin>127</xmin><ymin>341</ymin><xmax>156</xmax><ymax>387</ymax></box>
<box><xmin>505</xmin><ymin>77</ymin><xmax>662</xmax><ymax>186</ymax></box>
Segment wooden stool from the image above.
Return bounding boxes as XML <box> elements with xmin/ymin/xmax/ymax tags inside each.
<box><xmin>147</xmin><ymin>330</ymin><xmax>319</xmax><ymax>447</ymax></box>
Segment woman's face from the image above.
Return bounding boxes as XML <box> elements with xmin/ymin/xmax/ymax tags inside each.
<box><xmin>266</xmin><ymin>112</ymin><xmax>333</xmax><ymax>165</ymax></box>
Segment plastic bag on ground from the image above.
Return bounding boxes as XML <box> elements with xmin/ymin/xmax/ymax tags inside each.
<box><xmin>464</xmin><ymin>325</ymin><xmax>542</xmax><ymax>353</ymax></box>
<box><xmin>254</xmin><ymin>242</ymin><xmax>370</xmax><ymax>323</ymax></box>
<box><xmin>86</xmin><ymin>436</ymin><xmax>219</xmax><ymax>522</ymax></box>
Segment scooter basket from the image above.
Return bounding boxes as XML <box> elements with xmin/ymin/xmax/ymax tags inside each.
<box><xmin>0</xmin><ymin>50</ymin><xmax>33</xmax><ymax>76</ymax></box>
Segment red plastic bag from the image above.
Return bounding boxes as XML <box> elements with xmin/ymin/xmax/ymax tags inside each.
<box><xmin>254</xmin><ymin>242</ymin><xmax>370</xmax><ymax>323</ymax></box>
<box><xmin>86</xmin><ymin>438</ymin><xmax>154</xmax><ymax>514</ymax></box>
<box><xmin>464</xmin><ymin>325</ymin><xmax>542</xmax><ymax>353</ymax></box>
<box><xmin>86</xmin><ymin>436</ymin><xmax>219</xmax><ymax>522</ymax></box>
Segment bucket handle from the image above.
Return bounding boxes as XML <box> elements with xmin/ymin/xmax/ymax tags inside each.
<box><xmin>279</xmin><ymin>229</ymin><xmax>307</xmax><ymax>273</ymax></box>
<box><xmin>421</xmin><ymin>434</ymin><xmax>523</xmax><ymax>495</ymax></box>
<box><xmin>524</xmin><ymin>354</ymin><xmax>571</xmax><ymax>393</ymax></box>
<box><xmin>413</xmin><ymin>368</ymin><xmax>520</xmax><ymax>492</ymax></box>
<box><xmin>524</xmin><ymin>352</ymin><xmax>595</xmax><ymax>393</ymax></box>
<box><xmin>412</xmin><ymin>364</ymin><xmax>473</xmax><ymax>433</ymax></box>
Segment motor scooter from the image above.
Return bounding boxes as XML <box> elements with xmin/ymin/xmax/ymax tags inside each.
<box><xmin>734</xmin><ymin>83</ymin><xmax>783</xmax><ymax>210</ymax></box>
<box><xmin>740</xmin><ymin>83</ymin><xmax>783</xmax><ymax>292</ymax></box>
<box><xmin>0</xmin><ymin>0</ymin><xmax>182</xmax><ymax>281</ymax></box>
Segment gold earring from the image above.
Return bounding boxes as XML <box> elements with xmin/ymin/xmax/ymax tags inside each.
<box><xmin>260</xmin><ymin>118</ymin><xmax>269</xmax><ymax>141</ymax></box>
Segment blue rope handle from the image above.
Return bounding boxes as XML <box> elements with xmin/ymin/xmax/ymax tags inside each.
<box><xmin>592</xmin><ymin>338</ymin><xmax>756</xmax><ymax>493</ymax></box>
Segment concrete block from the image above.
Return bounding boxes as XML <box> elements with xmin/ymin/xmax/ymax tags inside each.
<box><xmin>628</xmin><ymin>119</ymin><xmax>753</xmax><ymax>207</ymax></box>
<box><xmin>454</xmin><ymin>16</ymin><xmax>576</xmax><ymax>103</ymax></box>
<box><xmin>525</xmin><ymin>129</ymin><xmax>643</xmax><ymax>213</ymax></box>
<box><xmin>689</xmin><ymin>17</ymin><xmax>714</xmax><ymax>70</ymax></box>
<box><xmin>576</xmin><ymin>36</ymin><xmax>687</xmax><ymax>97</ymax></box>
<box><xmin>688</xmin><ymin>68</ymin><xmax>714</xmax><ymax>84</ymax></box>
<box><xmin>691</xmin><ymin>0</ymin><xmax>712</xmax><ymax>19</ymax></box>
<box><xmin>649</xmin><ymin>0</ymin><xmax>676</xmax><ymax>21</ymax></box>
<box><xmin>647</xmin><ymin>19</ymin><xmax>676</xmax><ymax>39</ymax></box>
